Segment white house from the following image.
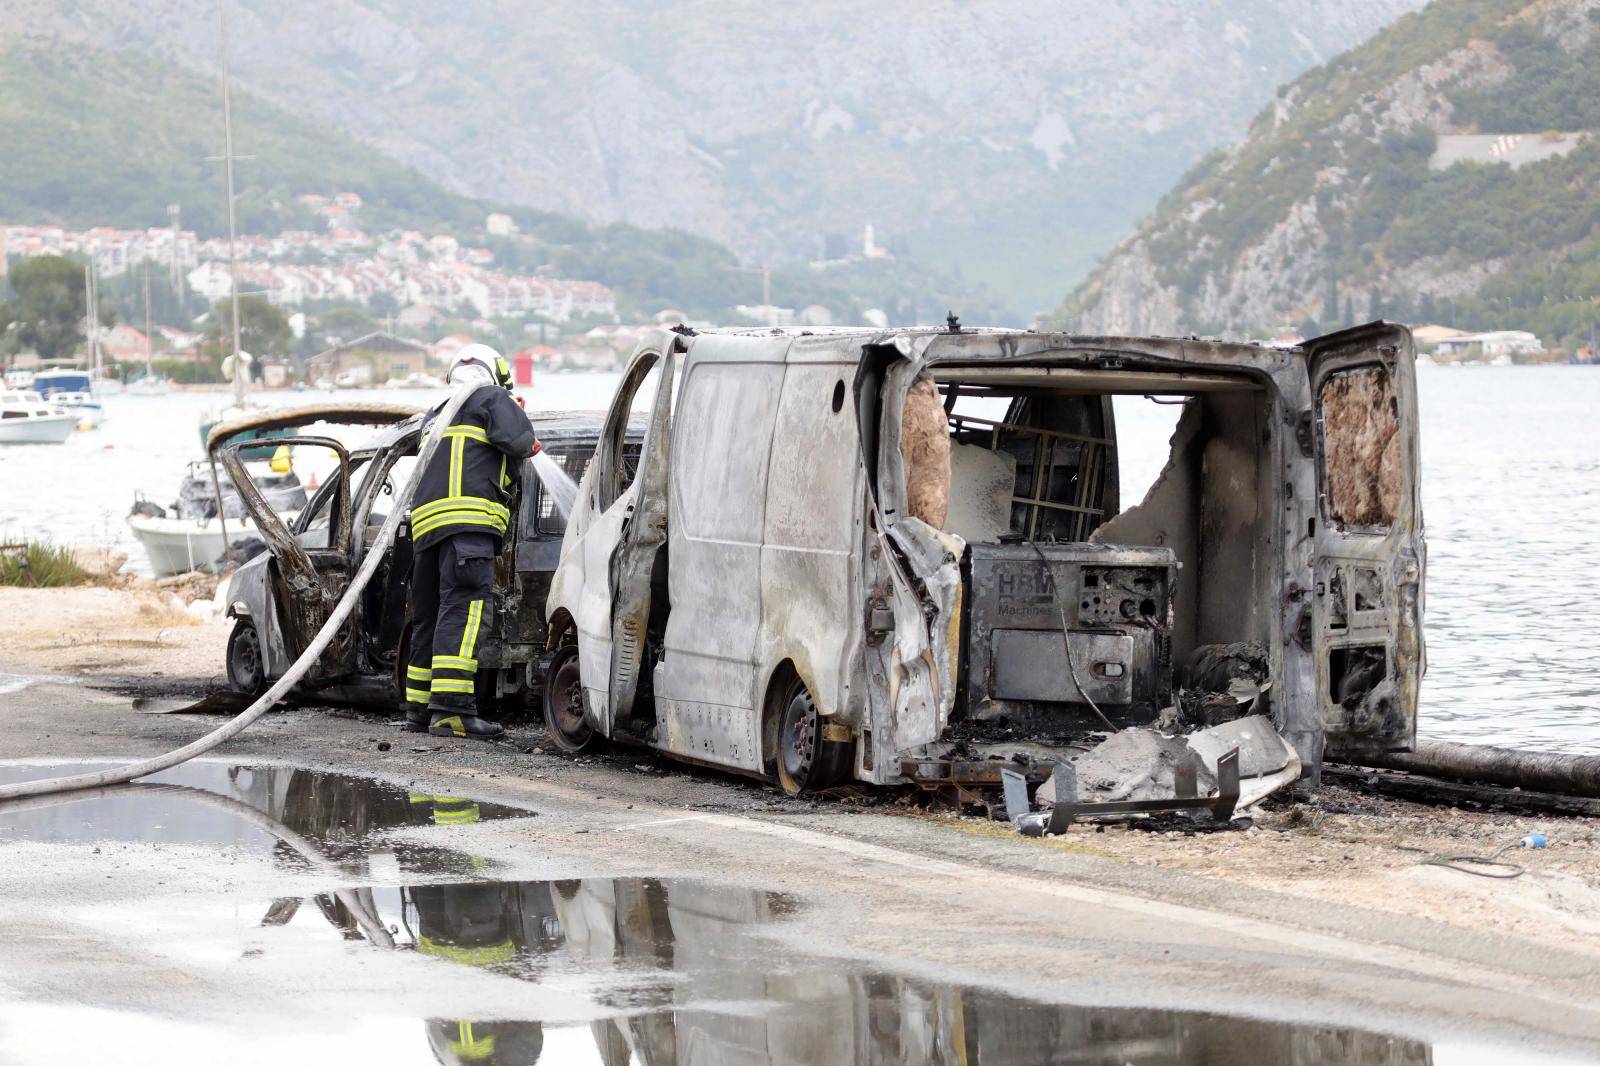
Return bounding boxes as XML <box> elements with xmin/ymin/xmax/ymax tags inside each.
<box><xmin>1434</xmin><ymin>330</ymin><xmax>1544</xmax><ymax>360</ymax></box>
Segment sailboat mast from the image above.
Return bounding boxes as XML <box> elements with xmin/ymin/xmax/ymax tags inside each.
<box><xmin>144</xmin><ymin>263</ymin><xmax>155</xmax><ymax>379</ymax></box>
<box><xmin>220</xmin><ymin>0</ymin><xmax>244</xmax><ymax>404</ymax></box>
<box><xmin>83</xmin><ymin>262</ymin><xmax>97</xmax><ymax>374</ymax></box>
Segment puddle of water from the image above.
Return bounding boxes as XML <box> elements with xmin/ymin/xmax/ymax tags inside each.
<box><xmin>0</xmin><ymin>764</ymin><xmax>1581</xmax><ymax>1065</ymax></box>
<box><xmin>319</xmin><ymin>874</ymin><xmax>1451</xmax><ymax>1065</ymax></box>
<box><xmin>0</xmin><ymin>761</ymin><xmax>529</xmax><ymax>875</ymax></box>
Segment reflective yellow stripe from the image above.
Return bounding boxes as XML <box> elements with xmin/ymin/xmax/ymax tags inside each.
<box><xmin>406</xmin><ymin>665</ymin><xmax>432</xmax><ymax>681</ymax></box>
<box><xmin>430</xmin><ymin>678</ymin><xmax>476</xmax><ymax>694</ymax></box>
<box><xmin>411</xmin><ymin>510</ymin><xmax>508</xmax><ymax>538</ymax></box>
<box><xmin>418</xmin><ymin>935</ymin><xmax>515</xmax><ymax>966</ymax></box>
<box><xmin>442</xmin><ymin>424</ymin><xmax>489</xmax><ymax>443</ymax></box>
<box><xmin>459</xmin><ymin>600</ymin><xmax>483</xmax><ymax>659</ymax></box>
<box><xmin>448</xmin><ymin>433</ymin><xmax>465</xmax><ymax>498</ymax></box>
<box><xmin>412</xmin><ymin>495</ymin><xmax>509</xmax><ymax>521</ymax></box>
<box><xmin>433</xmin><ymin>654</ymin><xmax>477</xmax><ymax>673</ymax></box>
<box><xmin>499</xmin><ymin>454</ymin><xmax>508</xmax><ymax>490</ymax></box>
<box><xmin>433</xmin><ymin>806</ymin><xmax>482</xmax><ymax>825</ymax></box>
<box><xmin>405</xmin><ymin>686</ymin><xmax>430</xmax><ymax>704</ymax></box>
<box><xmin>451</xmin><ymin>1020</ymin><xmax>497</xmax><ymax>1061</ymax></box>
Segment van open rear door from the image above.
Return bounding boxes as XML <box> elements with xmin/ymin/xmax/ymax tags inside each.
<box><xmin>1301</xmin><ymin>323</ymin><xmax>1425</xmax><ymax>757</ymax></box>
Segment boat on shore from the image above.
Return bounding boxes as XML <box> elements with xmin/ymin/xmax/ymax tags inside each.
<box><xmin>127</xmin><ymin>455</ymin><xmax>308</xmax><ymax>576</ymax></box>
<box><xmin>126</xmin><ymin>374</ymin><xmax>173</xmax><ymax>397</ymax></box>
<box><xmin>0</xmin><ymin>390</ymin><xmax>77</xmax><ymax>444</ymax></box>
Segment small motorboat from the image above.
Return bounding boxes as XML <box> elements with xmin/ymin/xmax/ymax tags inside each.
<box><xmin>127</xmin><ymin>453</ymin><xmax>309</xmax><ymax>576</ymax></box>
<box><xmin>0</xmin><ymin>391</ymin><xmax>77</xmax><ymax>444</ymax></box>
<box><xmin>50</xmin><ymin>391</ymin><xmax>107</xmax><ymax>429</ymax></box>
<box><xmin>126</xmin><ymin>374</ymin><xmax>172</xmax><ymax>397</ymax></box>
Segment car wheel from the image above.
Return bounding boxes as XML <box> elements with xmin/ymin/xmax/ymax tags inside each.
<box><xmin>543</xmin><ymin>643</ymin><xmax>593</xmax><ymax>752</ymax></box>
<box><xmin>775</xmin><ymin>675</ymin><xmax>850</xmax><ymax>795</ymax></box>
<box><xmin>227</xmin><ymin>619</ymin><xmax>267</xmax><ymax>696</ymax></box>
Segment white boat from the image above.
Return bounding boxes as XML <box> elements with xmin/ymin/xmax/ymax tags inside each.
<box><xmin>127</xmin><ymin>458</ymin><xmax>308</xmax><ymax>576</ymax></box>
<box><xmin>51</xmin><ymin>390</ymin><xmax>107</xmax><ymax>428</ymax></box>
<box><xmin>127</xmin><ymin>375</ymin><xmax>173</xmax><ymax>397</ymax></box>
<box><xmin>126</xmin><ymin>511</ymin><xmax>286</xmax><ymax>577</ymax></box>
<box><xmin>395</xmin><ymin>371</ymin><xmax>446</xmax><ymax>389</ymax></box>
<box><xmin>0</xmin><ymin>391</ymin><xmax>77</xmax><ymax>444</ymax></box>
<box><xmin>3</xmin><ymin>370</ymin><xmax>34</xmax><ymax>390</ymax></box>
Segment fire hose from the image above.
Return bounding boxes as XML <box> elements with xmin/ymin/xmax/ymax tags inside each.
<box><xmin>0</xmin><ymin>383</ymin><xmax>481</xmax><ymax>803</ymax></box>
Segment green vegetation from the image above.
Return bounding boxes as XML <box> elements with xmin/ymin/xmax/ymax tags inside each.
<box><xmin>0</xmin><ymin>541</ymin><xmax>92</xmax><ymax>588</ymax></box>
<box><xmin>201</xmin><ymin>295</ymin><xmax>293</xmax><ymax>368</ymax></box>
<box><xmin>1</xmin><ymin>255</ymin><xmax>113</xmax><ymax>359</ymax></box>
<box><xmin>1452</xmin><ymin>15</ymin><xmax>1600</xmax><ymax>131</ymax></box>
<box><xmin>1064</xmin><ymin>0</ymin><xmax>1600</xmax><ymax>348</ymax></box>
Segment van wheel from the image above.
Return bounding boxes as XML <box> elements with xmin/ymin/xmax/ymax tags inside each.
<box><xmin>775</xmin><ymin>676</ymin><xmax>849</xmax><ymax>795</ymax></box>
<box><xmin>543</xmin><ymin>643</ymin><xmax>593</xmax><ymax>752</ymax></box>
<box><xmin>227</xmin><ymin>619</ymin><xmax>267</xmax><ymax>696</ymax></box>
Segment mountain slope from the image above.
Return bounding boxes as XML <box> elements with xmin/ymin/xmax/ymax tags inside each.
<box><xmin>0</xmin><ymin>38</ymin><xmax>489</xmax><ymax>238</ymax></box>
<box><xmin>0</xmin><ymin>37</ymin><xmax>1011</xmax><ymax>322</ymax></box>
<box><xmin>1</xmin><ymin>0</ymin><xmax>1423</xmax><ymax>311</ymax></box>
<box><xmin>1058</xmin><ymin>0</ymin><xmax>1600</xmax><ymax>348</ymax></box>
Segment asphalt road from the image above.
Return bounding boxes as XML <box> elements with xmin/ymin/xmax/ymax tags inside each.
<box><xmin>0</xmin><ymin>675</ymin><xmax>1597</xmax><ymax>1064</ymax></box>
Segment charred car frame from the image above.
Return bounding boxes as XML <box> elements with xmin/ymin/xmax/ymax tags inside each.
<box><xmin>214</xmin><ymin>404</ymin><xmax>628</xmax><ymax>713</ymax></box>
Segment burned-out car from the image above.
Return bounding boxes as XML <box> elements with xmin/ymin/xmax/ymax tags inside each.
<box><xmin>212</xmin><ymin>404</ymin><xmax>622</xmax><ymax>712</ymax></box>
<box><xmin>544</xmin><ymin>324</ymin><xmax>1424</xmax><ymax>805</ymax></box>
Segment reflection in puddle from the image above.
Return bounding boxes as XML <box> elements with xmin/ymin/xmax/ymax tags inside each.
<box><xmin>0</xmin><ymin>763</ymin><xmax>1541</xmax><ymax>1065</ymax></box>
<box><xmin>293</xmin><ymin>875</ymin><xmax>1428</xmax><ymax>1066</ymax></box>
<box><xmin>0</xmin><ymin>761</ymin><xmax>528</xmax><ymax>876</ymax></box>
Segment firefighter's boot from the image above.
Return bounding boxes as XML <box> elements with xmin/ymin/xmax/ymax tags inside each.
<box><xmin>403</xmin><ymin>706</ymin><xmax>431</xmax><ymax>733</ymax></box>
<box><xmin>428</xmin><ymin>710</ymin><xmax>505</xmax><ymax>740</ymax></box>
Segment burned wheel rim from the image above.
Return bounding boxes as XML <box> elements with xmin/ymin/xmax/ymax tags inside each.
<box><xmin>543</xmin><ymin>644</ymin><xmax>593</xmax><ymax>752</ymax></box>
<box><xmin>777</xmin><ymin>681</ymin><xmax>820</xmax><ymax>795</ymax></box>
<box><xmin>226</xmin><ymin>621</ymin><xmax>265</xmax><ymax>696</ymax></box>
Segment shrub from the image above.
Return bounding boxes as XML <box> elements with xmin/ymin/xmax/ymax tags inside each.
<box><xmin>0</xmin><ymin>540</ymin><xmax>93</xmax><ymax>588</ymax></box>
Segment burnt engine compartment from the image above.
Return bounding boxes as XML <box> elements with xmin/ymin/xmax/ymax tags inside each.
<box><xmin>958</xmin><ymin>543</ymin><xmax>1176</xmax><ymax>740</ymax></box>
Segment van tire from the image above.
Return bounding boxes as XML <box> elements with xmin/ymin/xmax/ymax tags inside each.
<box><xmin>543</xmin><ymin>643</ymin><xmax>594</xmax><ymax>752</ymax></box>
<box><xmin>226</xmin><ymin>619</ymin><xmax>267</xmax><ymax>697</ymax></box>
<box><xmin>774</xmin><ymin>674</ymin><xmax>849</xmax><ymax>795</ymax></box>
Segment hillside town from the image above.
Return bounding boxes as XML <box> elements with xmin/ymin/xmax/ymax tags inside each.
<box><xmin>0</xmin><ymin>194</ymin><xmax>897</xmax><ymax>385</ymax></box>
<box><xmin>0</xmin><ymin>193</ymin><xmax>647</xmax><ymax>384</ymax></box>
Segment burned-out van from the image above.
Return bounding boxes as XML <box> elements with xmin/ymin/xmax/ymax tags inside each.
<box><xmin>543</xmin><ymin>324</ymin><xmax>1423</xmax><ymax>797</ymax></box>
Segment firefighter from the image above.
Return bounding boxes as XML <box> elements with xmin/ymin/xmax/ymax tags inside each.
<box><xmin>404</xmin><ymin>343</ymin><xmax>539</xmax><ymax>740</ymax></box>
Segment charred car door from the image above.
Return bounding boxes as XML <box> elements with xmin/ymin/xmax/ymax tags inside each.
<box><xmin>855</xmin><ymin>344</ymin><xmax>964</xmax><ymax>761</ymax></box>
<box><xmin>222</xmin><ymin>437</ymin><xmax>359</xmax><ymax>685</ymax></box>
<box><xmin>1302</xmin><ymin>323</ymin><xmax>1425</xmax><ymax>756</ymax></box>
<box><xmin>550</xmin><ymin>333</ymin><xmax>678</xmax><ymax>736</ymax></box>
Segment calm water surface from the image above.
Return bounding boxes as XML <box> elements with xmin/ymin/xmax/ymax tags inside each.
<box><xmin>1</xmin><ymin>366</ymin><xmax>1595</xmax><ymax>753</ymax></box>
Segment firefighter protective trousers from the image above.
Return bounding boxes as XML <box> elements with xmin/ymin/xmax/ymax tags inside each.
<box><xmin>406</xmin><ymin>532</ymin><xmax>496</xmax><ymax>713</ymax></box>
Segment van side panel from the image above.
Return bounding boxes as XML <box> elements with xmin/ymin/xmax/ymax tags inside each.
<box><xmin>654</xmin><ymin>338</ymin><xmax>789</xmax><ymax>772</ymax></box>
<box><xmin>758</xmin><ymin>353</ymin><xmax>866</xmax><ymax>729</ymax></box>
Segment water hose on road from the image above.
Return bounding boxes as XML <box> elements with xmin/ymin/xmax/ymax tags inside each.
<box><xmin>0</xmin><ymin>385</ymin><xmax>482</xmax><ymax>803</ymax></box>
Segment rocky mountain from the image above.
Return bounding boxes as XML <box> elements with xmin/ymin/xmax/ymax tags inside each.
<box><xmin>1059</xmin><ymin>0</ymin><xmax>1600</xmax><ymax>348</ymax></box>
<box><xmin>1</xmin><ymin>0</ymin><xmax>1422</xmax><ymax>314</ymax></box>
